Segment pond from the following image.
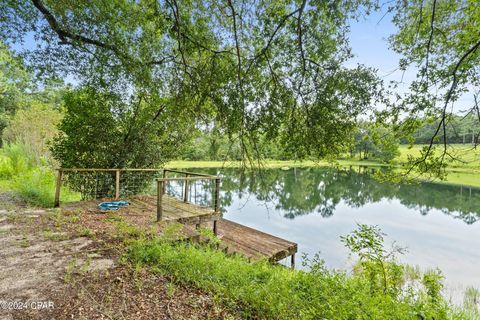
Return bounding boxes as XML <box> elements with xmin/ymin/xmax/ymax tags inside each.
<box><xmin>188</xmin><ymin>166</ymin><xmax>480</xmax><ymax>302</ymax></box>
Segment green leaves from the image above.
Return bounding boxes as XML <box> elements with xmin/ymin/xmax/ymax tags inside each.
<box><xmin>50</xmin><ymin>87</ymin><xmax>193</xmax><ymax>168</ymax></box>
<box><xmin>125</xmin><ymin>230</ymin><xmax>468</xmax><ymax>319</ymax></box>
<box><xmin>1</xmin><ymin>0</ymin><xmax>383</xmax><ymax>165</ymax></box>
<box><xmin>341</xmin><ymin>224</ymin><xmax>387</xmax><ymax>263</ymax></box>
<box><xmin>388</xmin><ymin>0</ymin><xmax>480</xmax><ymax>176</ymax></box>
<box><xmin>0</xmin><ymin>42</ymin><xmax>31</xmax><ymax>146</ymax></box>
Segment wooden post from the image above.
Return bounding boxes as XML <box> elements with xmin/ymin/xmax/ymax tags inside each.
<box><xmin>157</xmin><ymin>180</ymin><xmax>163</xmax><ymax>221</ymax></box>
<box><xmin>54</xmin><ymin>169</ymin><xmax>63</xmax><ymax>208</ymax></box>
<box><xmin>214</xmin><ymin>178</ymin><xmax>220</xmax><ymax>212</ymax></box>
<box><xmin>115</xmin><ymin>169</ymin><xmax>120</xmax><ymax>200</ymax></box>
<box><xmin>291</xmin><ymin>253</ymin><xmax>295</xmax><ymax>269</ymax></box>
<box><xmin>183</xmin><ymin>173</ymin><xmax>189</xmax><ymax>202</ymax></box>
<box><xmin>162</xmin><ymin>170</ymin><xmax>167</xmax><ymax>194</ymax></box>
<box><xmin>213</xmin><ymin>178</ymin><xmax>221</xmax><ymax>236</ymax></box>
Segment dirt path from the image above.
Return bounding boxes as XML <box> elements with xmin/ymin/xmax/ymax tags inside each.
<box><xmin>0</xmin><ymin>194</ymin><xmax>238</xmax><ymax>319</ymax></box>
<box><xmin>0</xmin><ymin>208</ymin><xmax>114</xmax><ymax>320</ymax></box>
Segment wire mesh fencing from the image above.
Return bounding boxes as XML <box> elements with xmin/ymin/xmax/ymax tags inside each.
<box><xmin>162</xmin><ymin>171</ymin><xmax>217</xmax><ymax>207</ymax></box>
<box><xmin>56</xmin><ymin>169</ymin><xmax>163</xmax><ymax>205</ymax></box>
<box><xmin>55</xmin><ymin>168</ymin><xmax>221</xmax><ymax>229</ymax></box>
<box><xmin>156</xmin><ymin>170</ymin><xmax>221</xmax><ymax>222</ymax></box>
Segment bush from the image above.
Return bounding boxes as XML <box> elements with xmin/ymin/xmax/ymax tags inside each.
<box><xmin>3</xmin><ymin>101</ymin><xmax>62</xmax><ymax>164</ymax></box>
<box><xmin>0</xmin><ymin>143</ymin><xmax>34</xmax><ymax>178</ymax></box>
<box><xmin>125</xmin><ymin>232</ymin><xmax>469</xmax><ymax>320</ymax></box>
<box><xmin>0</xmin><ymin>143</ymin><xmax>79</xmax><ymax>206</ymax></box>
<box><xmin>12</xmin><ymin>167</ymin><xmax>56</xmax><ymax>207</ymax></box>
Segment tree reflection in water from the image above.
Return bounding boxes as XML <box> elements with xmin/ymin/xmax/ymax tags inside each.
<box><xmin>187</xmin><ymin>167</ymin><xmax>480</xmax><ymax>225</ymax></box>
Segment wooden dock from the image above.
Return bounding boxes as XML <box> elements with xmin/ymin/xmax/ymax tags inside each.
<box><xmin>211</xmin><ymin>219</ymin><xmax>297</xmax><ymax>267</ymax></box>
<box><xmin>62</xmin><ymin>195</ymin><xmax>221</xmax><ymax>225</ymax></box>
<box><xmin>56</xmin><ymin>168</ymin><xmax>297</xmax><ymax>267</ymax></box>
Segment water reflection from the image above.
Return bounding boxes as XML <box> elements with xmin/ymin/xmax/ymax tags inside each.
<box><xmin>192</xmin><ymin>167</ymin><xmax>480</xmax><ymax>224</ymax></box>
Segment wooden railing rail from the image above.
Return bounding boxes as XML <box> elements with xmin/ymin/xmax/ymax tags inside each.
<box><xmin>162</xmin><ymin>168</ymin><xmax>218</xmax><ymax>178</ymax></box>
<box><xmin>162</xmin><ymin>169</ymin><xmax>220</xmax><ymax>203</ymax></box>
<box><xmin>54</xmin><ymin>168</ymin><xmax>163</xmax><ymax>207</ymax></box>
<box><xmin>54</xmin><ymin>168</ymin><xmax>221</xmax><ymax>234</ymax></box>
<box><xmin>58</xmin><ymin>168</ymin><xmax>162</xmax><ymax>172</ymax></box>
<box><xmin>156</xmin><ymin>176</ymin><xmax>221</xmax><ymax>231</ymax></box>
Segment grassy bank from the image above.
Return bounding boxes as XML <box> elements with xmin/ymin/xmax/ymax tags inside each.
<box><xmin>395</xmin><ymin>145</ymin><xmax>480</xmax><ymax>187</ymax></box>
<box><xmin>167</xmin><ymin>144</ymin><xmax>480</xmax><ymax>188</ymax></box>
<box><xmin>0</xmin><ymin>144</ymin><xmax>80</xmax><ymax>206</ymax></box>
<box><xmin>165</xmin><ymin>159</ymin><xmax>387</xmax><ymax>169</ymax></box>
<box><xmin>125</xmin><ymin>225</ymin><xmax>476</xmax><ymax>320</ymax></box>
<box><xmin>397</xmin><ymin>144</ymin><xmax>480</xmax><ymax>169</ymax></box>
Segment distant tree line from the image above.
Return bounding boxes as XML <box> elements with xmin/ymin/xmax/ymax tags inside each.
<box><xmin>194</xmin><ymin>167</ymin><xmax>480</xmax><ymax>225</ymax></box>
<box><xmin>404</xmin><ymin>114</ymin><xmax>480</xmax><ymax>145</ymax></box>
<box><xmin>178</xmin><ymin>114</ymin><xmax>480</xmax><ymax>163</ymax></box>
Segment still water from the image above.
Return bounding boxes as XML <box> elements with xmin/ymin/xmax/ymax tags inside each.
<box><xmin>188</xmin><ymin>166</ymin><xmax>480</xmax><ymax>301</ymax></box>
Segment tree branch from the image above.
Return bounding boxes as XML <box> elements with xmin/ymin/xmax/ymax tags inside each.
<box><xmin>31</xmin><ymin>0</ymin><xmax>119</xmax><ymax>54</ymax></box>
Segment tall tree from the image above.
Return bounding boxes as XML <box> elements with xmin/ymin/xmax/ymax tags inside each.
<box><xmin>388</xmin><ymin>0</ymin><xmax>480</xmax><ymax>177</ymax></box>
<box><xmin>0</xmin><ymin>0</ymin><xmax>383</xmax><ymax>167</ymax></box>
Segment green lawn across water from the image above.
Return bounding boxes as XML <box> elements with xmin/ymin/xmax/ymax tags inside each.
<box><xmin>166</xmin><ymin>144</ymin><xmax>480</xmax><ymax>188</ymax></box>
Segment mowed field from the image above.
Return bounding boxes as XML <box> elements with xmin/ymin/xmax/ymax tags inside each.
<box><xmin>167</xmin><ymin>144</ymin><xmax>480</xmax><ymax>188</ymax></box>
<box><xmin>397</xmin><ymin>144</ymin><xmax>480</xmax><ymax>169</ymax></box>
<box><xmin>396</xmin><ymin>144</ymin><xmax>480</xmax><ymax>187</ymax></box>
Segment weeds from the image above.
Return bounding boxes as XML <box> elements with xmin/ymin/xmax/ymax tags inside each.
<box><xmin>113</xmin><ymin>220</ymin><xmax>142</xmax><ymax>240</ymax></box>
<box><xmin>125</xmin><ymin>225</ymin><xmax>471</xmax><ymax>320</ymax></box>
<box><xmin>77</xmin><ymin>227</ymin><xmax>94</xmax><ymax>238</ymax></box>
<box><xmin>64</xmin><ymin>258</ymin><xmax>78</xmax><ymax>283</ymax></box>
<box><xmin>19</xmin><ymin>234</ymin><xmax>30</xmax><ymax>248</ymax></box>
<box><xmin>464</xmin><ymin>287</ymin><xmax>480</xmax><ymax>318</ymax></box>
<box><xmin>0</xmin><ymin>143</ymin><xmax>80</xmax><ymax>207</ymax></box>
<box><xmin>47</xmin><ymin>209</ymin><xmax>81</xmax><ymax>229</ymax></box>
<box><xmin>42</xmin><ymin>230</ymin><xmax>70</xmax><ymax>241</ymax></box>
<box><xmin>166</xmin><ymin>282</ymin><xmax>176</xmax><ymax>298</ymax></box>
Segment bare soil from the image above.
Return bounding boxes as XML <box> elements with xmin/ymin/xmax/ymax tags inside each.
<box><xmin>0</xmin><ymin>194</ymin><xmax>238</xmax><ymax>320</ymax></box>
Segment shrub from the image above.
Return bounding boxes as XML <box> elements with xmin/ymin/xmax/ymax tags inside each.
<box><xmin>125</xmin><ymin>234</ymin><xmax>469</xmax><ymax>320</ymax></box>
<box><xmin>3</xmin><ymin>101</ymin><xmax>62</xmax><ymax>164</ymax></box>
<box><xmin>0</xmin><ymin>143</ymin><xmax>80</xmax><ymax>206</ymax></box>
<box><xmin>0</xmin><ymin>143</ymin><xmax>33</xmax><ymax>178</ymax></box>
<box><xmin>12</xmin><ymin>167</ymin><xmax>79</xmax><ymax>207</ymax></box>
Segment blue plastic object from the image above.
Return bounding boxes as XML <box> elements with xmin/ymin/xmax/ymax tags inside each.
<box><xmin>97</xmin><ymin>200</ymin><xmax>129</xmax><ymax>211</ymax></box>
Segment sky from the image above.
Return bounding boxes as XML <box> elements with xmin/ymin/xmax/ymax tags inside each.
<box><xmin>347</xmin><ymin>8</ymin><xmax>416</xmax><ymax>95</ymax></box>
<box><xmin>349</xmin><ymin>9</ymin><xmax>400</xmax><ymax>76</ymax></box>
<box><xmin>9</xmin><ymin>4</ymin><xmax>472</xmax><ymax>112</ymax></box>
<box><xmin>348</xmin><ymin>8</ymin><xmax>473</xmax><ymax>112</ymax></box>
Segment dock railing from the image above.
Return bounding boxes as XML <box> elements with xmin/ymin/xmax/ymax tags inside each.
<box><xmin>54</xmin><ymin>168</ymin><xmax>163</xmax><ymax>207</ymax></box>
<box><xmin>54</xmin><ymin>168</ymin><xmax>221</xmax><ymax>229</ymax></box>
<box><xmin>159</xmin><ymin>169</ymin><xmax>221</xmax><ymax>231</ymax></box>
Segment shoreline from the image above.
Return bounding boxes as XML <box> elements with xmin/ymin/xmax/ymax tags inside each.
<box><xmin>166</xmin><ymin>160</ymin><xmax>480</xmax><ymax>188</ymax></box>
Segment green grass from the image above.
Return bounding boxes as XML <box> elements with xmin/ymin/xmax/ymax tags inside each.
<box><xmin>395</xmin><ymin>144</ymin><xmax>480</xmax><ymax>187</ymax></box>
<box><xmin>166</xmin><ymin>159</ymin><xmax>387</xmax><ymax>170</ymax></box>
<box><xmin>166</xmin><ymin>159</ymin><xmax>323</xmax><ymax>169</ymax></box>
<box><xmin>125</xmin><ymin>236</ymin><xmax>472</xmax><ymax>320</ymax></box>
<box><xmin>396</xmin><ymin>144</ymin><xmax>480</xmax><ymax>169</ymax></box>
<box><xmin>167</xmin><ymin>144</ymin><xmax>480</xmax><ymax>188</ymax></box>
<box><xmin>0</xmin><ymin>144</ymin><xmax>80</xmax><ymax>207</ymax></box>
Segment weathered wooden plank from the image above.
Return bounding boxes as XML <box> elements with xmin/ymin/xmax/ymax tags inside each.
<box><xmin>218</xmin><ymin>220</ymin><xmax>296</xmax><ymax>254</ymax></box>
<box><xmin>215</xmin><ymin>219</ymin><xmax>297</xmax><ymax>263</ymax></box>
